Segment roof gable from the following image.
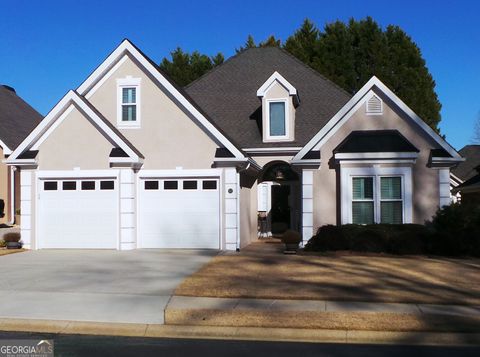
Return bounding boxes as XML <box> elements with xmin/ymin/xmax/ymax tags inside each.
<box><xmin>294</xmin><ymin>76</ymin><xmax>462</xmax><ymax>162</ymax></box>
<box><xmin>7</xmin><ymin>91</ymin><xmax>143</xmax><ymax>165</ymax></box>
<box><xmin>76</xmin><ymin>39</ymin><xmax>246</xmax><ymax>160</ymax></box>
<box><xmin>185</xmin><ymin>47</ymin><xmax>352</xmax><ymax>149</ymax></box>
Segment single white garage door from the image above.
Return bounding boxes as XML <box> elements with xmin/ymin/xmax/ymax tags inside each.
<box><xmin>138</xmin><ymin>177</ymin><xmax>220</xmax><ymax>249</ymax></box>
<box><xmin>37</xmin><ymin>178</ymin><xmax>118</xmax><ymax>249</ymax></box>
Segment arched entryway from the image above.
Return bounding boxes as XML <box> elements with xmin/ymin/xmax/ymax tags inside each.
<box><xmin>257</xmin><ymin>161</ymin><xmax>301</xmax><ymax>237</ymax></box>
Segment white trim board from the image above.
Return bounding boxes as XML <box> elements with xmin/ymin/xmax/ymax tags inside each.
<box><xmin>294</xmin><ymin>76</ymin><xmax>462</xmax><ymax>162</ymax></box>
<box><xmin>6</xmin><ymin>91</ymin><xmax>142</xmax><ymax>165</ymax></box>
<box><xmin>0</xmin><ymin>139</ymin><xmax>12</xmax><ymax>155</ymax></box>
<box><xmin>257</xmin><ymin>71</ymin><xmax>298</xmax><ymax>97</ymax></box>
<box><xmin>334</xmin><ymin>152</ymin><xmax>419</xmax><ymax>160</ymax></box>
<box><xmin>77</xmin><ymin>39</ymin><xmax>245</xmax><ymax>159</ymax></box>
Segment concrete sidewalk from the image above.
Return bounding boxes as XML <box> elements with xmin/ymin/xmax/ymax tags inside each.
<box><xmin>166</xmin><ymin>296</ymin><xmax>480</xmax><ymax>332</ymax></box>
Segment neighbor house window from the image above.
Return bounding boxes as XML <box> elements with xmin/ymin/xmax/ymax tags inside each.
<box><xmin>269</xmin><ymin>101</ymin><xmax>286</xmax><ymax>137</ymax></box>
<box><xmin>352</xmin><ymin>177</ymin><xmax>374</xmax><ymax>224</ymax></box>
<box><xmin>351</xmin><ymin>175</ymin><xmax>404</xmax><ymax>224</ymax></box>
<box><xmin>117</xmin><ymin>77</ymin><xmax>141</xmax><ymax>128</ymax></box>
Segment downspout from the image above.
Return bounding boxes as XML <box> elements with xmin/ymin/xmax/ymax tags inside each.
<box><xmin>8</xmin><ymin>166</ymin><xmax>16</xmax><ymax>225</ymax></box>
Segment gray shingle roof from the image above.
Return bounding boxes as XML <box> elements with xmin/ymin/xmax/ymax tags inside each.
<box><xmin>185</xmin><ymin>47</ymin><xmax>351</xmax><ymax>148</ymax></box>
<box><xmin>452</xmin><ymin>145</ymin><xmax>480</xmax><ymax>181</ymax></box>
<box><xmin>0</xmin><ymin>85</ymin><xmax>42</xmax><ymax>151</ymax></box>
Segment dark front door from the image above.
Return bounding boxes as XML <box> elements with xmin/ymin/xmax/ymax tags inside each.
<box><xmin>271</xmin><ymin>185</ymin><xmax>290</xmax><ymax>234</ymax></box>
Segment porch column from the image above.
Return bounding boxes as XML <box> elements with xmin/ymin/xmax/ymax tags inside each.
<box><xmin>119</xmin><ymin>168</ymin><xmax>136</xmax><ymax>250</ymax></box>
<box><xmin>438</xmin><ymin>168</ymin><xmax>451</xmax><ymax>207</ymax></box>
<box><xmin>302</xmin><ymin>169</ymin><xmax>314</xmax><ymax>245</ymax></box>
<box><xmin>20</xmin><ymin>169</ymin><xmax>34</xmax><ymax>249</ymax></box>
<box><xmin>224</xmin><ymin>168</ymin><xmax>239</xmax><ymax>251</ymax></box>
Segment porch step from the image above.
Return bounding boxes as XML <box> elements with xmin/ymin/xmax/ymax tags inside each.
<box><xmin>165</xmin><ymin>296</ymin><xmax>480</xmax><ymax>332</ymax></box>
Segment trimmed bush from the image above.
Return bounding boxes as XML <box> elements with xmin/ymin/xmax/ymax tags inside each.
<box><xmin>305</xmin><ymin>203</ymin><xmax>480</xmax><ymax>256</ymax></box>
<box><xmin>305</xmin><ymin>224</ymin><xmax>429</xmax><ymax>255</ymax></box>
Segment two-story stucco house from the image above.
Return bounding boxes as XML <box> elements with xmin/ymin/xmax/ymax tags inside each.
<box><xmin>6</xmin><ymin>40</ymin><xmax>463</xmax><ymax>250</ymax></box>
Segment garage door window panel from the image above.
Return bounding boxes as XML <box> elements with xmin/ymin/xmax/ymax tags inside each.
<box><xmin>62</xmin><ymin>181</ymin><xmax>77</xmax><ymax>191</ymax></box>
<box><xmin>81</xmin><ymin>181</ymin><xmax>96</xmax><ymax>190</ymax></box>
<box><xmin>183</xmin><ymin>180</ymin><xmax>198</xmax><ymax>190</ymax></box>
<box><xmin>44</xmin><ymin>181</ymin><xmax>58</xmax><ymax>191</ymax></box>
<box><xmin>100</xmin><ymin>181</ymin><xmax>115</xmax><ymax>190</ymax></box>
<box><xmin>164</xmin><ymin>181</ymin><xmax>178</xmax><ymax>190</ymax></box>
<box><xmin>202</xmin><ymin>180</ymin><xmax>217</xmax><ymax>190</ymax></box>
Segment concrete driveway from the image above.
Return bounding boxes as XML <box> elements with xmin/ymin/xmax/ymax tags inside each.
<box><xmin>0</xmin><ymin>249</ymin><xmax>216</xmax><ymax>324</ymax></box>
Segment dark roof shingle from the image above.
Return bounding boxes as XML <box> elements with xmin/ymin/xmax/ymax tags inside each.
<box><xmin>185</xmin><ymin>47</ymin><xmax>351</xmax><ymax>148</ymax></box>
<box><xmin>452</xmin><ymin>145</ymin><xmax>480</xmax><ymax>181</ymax></box>
<box><xmin>0</xmin><ymin>85</ymin><xmax>42</xmax><ymax>150</ymax></box>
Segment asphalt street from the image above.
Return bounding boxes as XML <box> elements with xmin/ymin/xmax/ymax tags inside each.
<box><xmin>0</xmin><ymin>331</ymin><xmax>479</xmax><ymax>357</ymax></box>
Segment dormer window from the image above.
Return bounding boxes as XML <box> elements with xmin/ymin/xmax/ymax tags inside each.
<box><xmin>117</xmin><ymin>76</ymin><xmax>141</xmax><ymax>128</ymax></box>
<box><xmin>267</xmin><ymin>100</ymin><xmax>287</xmax><ymax>138</ymax></box>
<box><xmin>257</xmin><ymin>71</ymin><xmax>298</xmax><ymax>143</ymax></box>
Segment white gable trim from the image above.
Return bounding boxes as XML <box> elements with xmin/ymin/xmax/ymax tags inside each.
<box><xmin>0</xmin><ymin>139</ymin><xmax>12</xmax><ymax>155</ymax></box>
<box><xmin>256</xmin><ymin>71</ymin><xmax>297</xmax><ymax>97</ymax></box>
<box><xmin>294</xmin><ymin>76</ymin><xmax>462</xmax><ymax>161</ymax></box>
<box><xmin>77</xmin><ymin>39</ymin><xmax>245</xmax><ymax>159</ymax></box>
<box><xmin>6</xmin><ymin>91</ymin><xmax>142</xmax><ymax>164</ymax></box>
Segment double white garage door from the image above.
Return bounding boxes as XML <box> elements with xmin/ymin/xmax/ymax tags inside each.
<box><xmin>37</xmin><ymin>175</ymin><xmax>220</xmax><ymax>249</ymax></box>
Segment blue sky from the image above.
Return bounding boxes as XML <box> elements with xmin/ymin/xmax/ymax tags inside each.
<box><xmin>0</xmin><ymin>0</ymin><xmax>478</xmax><ymax>149</ymax></box>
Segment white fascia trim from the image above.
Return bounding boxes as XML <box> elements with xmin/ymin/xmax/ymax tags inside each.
<box><xmin>294</xmin><ymin>76</ymin><xmax>462</xmax><ymax>161</ymax></box>
<box><xmin>450</xmin><ymin>172</ymin><xmax>463</xmax><ymax>186</ymax></box>
<box><xmin>137</xmin><ymin>169</ymin><xmax>223</xmax><ymax>178</ymax></box>
<box><xmin>77</xmin><ymin>39</ymin><xmax>245</xmax><ymax>160</ymax></box>
<box><xmin>335</xmin><ymin>152</ymin><xmax>419</xmax><ymax>160</ymax></box>
<box><xmin>0</xmin><ymin>139</ymin><xmax>12</xmax><ymax>155</ymax></box>
<box><xmin>243</xmin><ymin>147</ymin><xmax>302</xmax><ymax>154</ymax></box>
<box><xmin>290</xmin><ymin>159</ymin><xmax>321</xmax><ymax>166</ymax></box>
<box><xmin>431</xmin><ymin>157</ymin><xmax>465</xmax><ymax>163</ymax></box>
<box><xmin>6</xmin><ymin>91</ymin><xmax>141</xmax><ymax>164</ymax></box>
<box><xmin>256</xmin><ymin>71</ymin><xmax>297</xmax><ymax>97</ymax></box>
<box><xmin>37</xmin><ymin>169</ymin><xmax>119</xmax><ymax>179</ymax></box>
<box><xmin>339</xmin><ymin>159</ymin><xmax>417</xmax><ymax>165</ymax></box>
<box><xmin>340</xmin><ymin>166</ymin><xmax>413</xmax><ymax>225</ymax></box>
<box><xmin>8</xmin><ymin>159</ymin><xmax>37</xmax><ymax>166</ymax></box>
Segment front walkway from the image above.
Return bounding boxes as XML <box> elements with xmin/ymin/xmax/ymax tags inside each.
<box><xmin>176</xmin><ymin>239</ymin><xmax>480</xmax><ymax>305</ymax></box>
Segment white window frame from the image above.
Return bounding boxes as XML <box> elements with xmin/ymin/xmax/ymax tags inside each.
<box><xmin>341</xmin><ymin>166</ymin><xmax>412</xmax><ymax>224</ymax></box>
<box><xmin>117</xmin><ymin>76</ymin><xmax>141</xmax><ymax>128</ymax></box>
<box><xmin>265</xmin><ymin>98</ymin><xmax>289</xmax><ymax>141</ymax></box>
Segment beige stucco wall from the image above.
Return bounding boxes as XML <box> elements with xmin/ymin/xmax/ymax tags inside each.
<box><xmin>37</xmin><ymin>106</ymin><xmax>113</xmax><ymax>170</ymax></box>
<box><xmin>262</xmin><ymin>82</ymin><xmax>295</xmax><ymax>142</ymax></box>
<box><xmin>313</xmin><ymin>90</ymin><xmax>441</xmax><ymax>228</ymax></box>
<box><xmin>0</xmin><ymin>147</ymin><xmax>9</xmax><ymax>223</ymax></box>
<box><xmin>239</xmin><ymin>185</ymin><xmax>258</xmax><ymax>248</ymax></box>
<box><xmin>86</xmin><ymin>55</ymin><xmax>218</xmax><ymax>170</ymax></box>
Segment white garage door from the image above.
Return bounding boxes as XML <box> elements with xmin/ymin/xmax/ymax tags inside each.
<box><xmin>138</xmin><ymin>177</ymin><xmax>220</xmax><ymax>249</ymax></box>
<box><xmin>38</xmin><ymin>178</ymin><xmax>118</xmax><ymax>249</ymax></box>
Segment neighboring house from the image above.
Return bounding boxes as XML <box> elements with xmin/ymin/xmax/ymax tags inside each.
<box><xmin>0</xmin><ymin>85</ymin><xmax>42</xmax><ymax>225</ymax></box>
<box><xmin>6</xmin><ymin>40</ymin><xmax>463</xmax><ymax>250</ymax></box>
<box><xmin>452</xmin><ymin>145</ymin><xmax>480</xmax><ymax>205</ymax></box>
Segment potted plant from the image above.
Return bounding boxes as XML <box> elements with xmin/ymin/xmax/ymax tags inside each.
<box><xmin>282</xmin><ymin>229</ymin><xmax>302</xmax><ymax>254</ymax></box>
<box><xmin>3</xmin><ymin>233</ymin><xmax>22</xmax><ymax>249</ymax></box>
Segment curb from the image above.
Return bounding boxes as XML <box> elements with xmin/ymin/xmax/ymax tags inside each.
<box><xmin>0</xmin><ymin>318</ymin><xmax>479</xmax><ymax>346</ymax></box>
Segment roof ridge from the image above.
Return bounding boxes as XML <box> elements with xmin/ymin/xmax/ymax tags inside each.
<box><xmin>184</xmin><ymin>47</ymin><xmax>258</xmax><ymax>89</ymax></box>
<box><xmin>275</xmin><ymin>47</ymin><xmax>352</xmax><ymax>97</ymax></box>
<box><xmin>186</xmin><ymin>46</ymin><xmax>352</xmax><ymax>99</ymax></box>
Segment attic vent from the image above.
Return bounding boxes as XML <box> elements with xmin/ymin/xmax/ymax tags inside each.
<box><xmin>366</xmin><ymin>94</ymin><xmax>383</xmax><ymax>115</ymax></box>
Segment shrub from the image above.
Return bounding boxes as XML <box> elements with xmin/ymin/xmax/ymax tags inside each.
<box><xmin>281</xmin><ymin>230</ymin><xmax>301</xmax><ymax>244</ymax></box>
<box><xmin>305</xmin><ymin>223</ymin><xmax>429</xmax><ymax>255</ymax></box>
<box><xmin>3</xmin><ymin>233</ymin><xmax>20</xmax><ymax>243</ymax></box>
<box><xmin>0</xmin><ymin>239</ymin><xmax>5</xmax><ymax>248</ymax></box>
